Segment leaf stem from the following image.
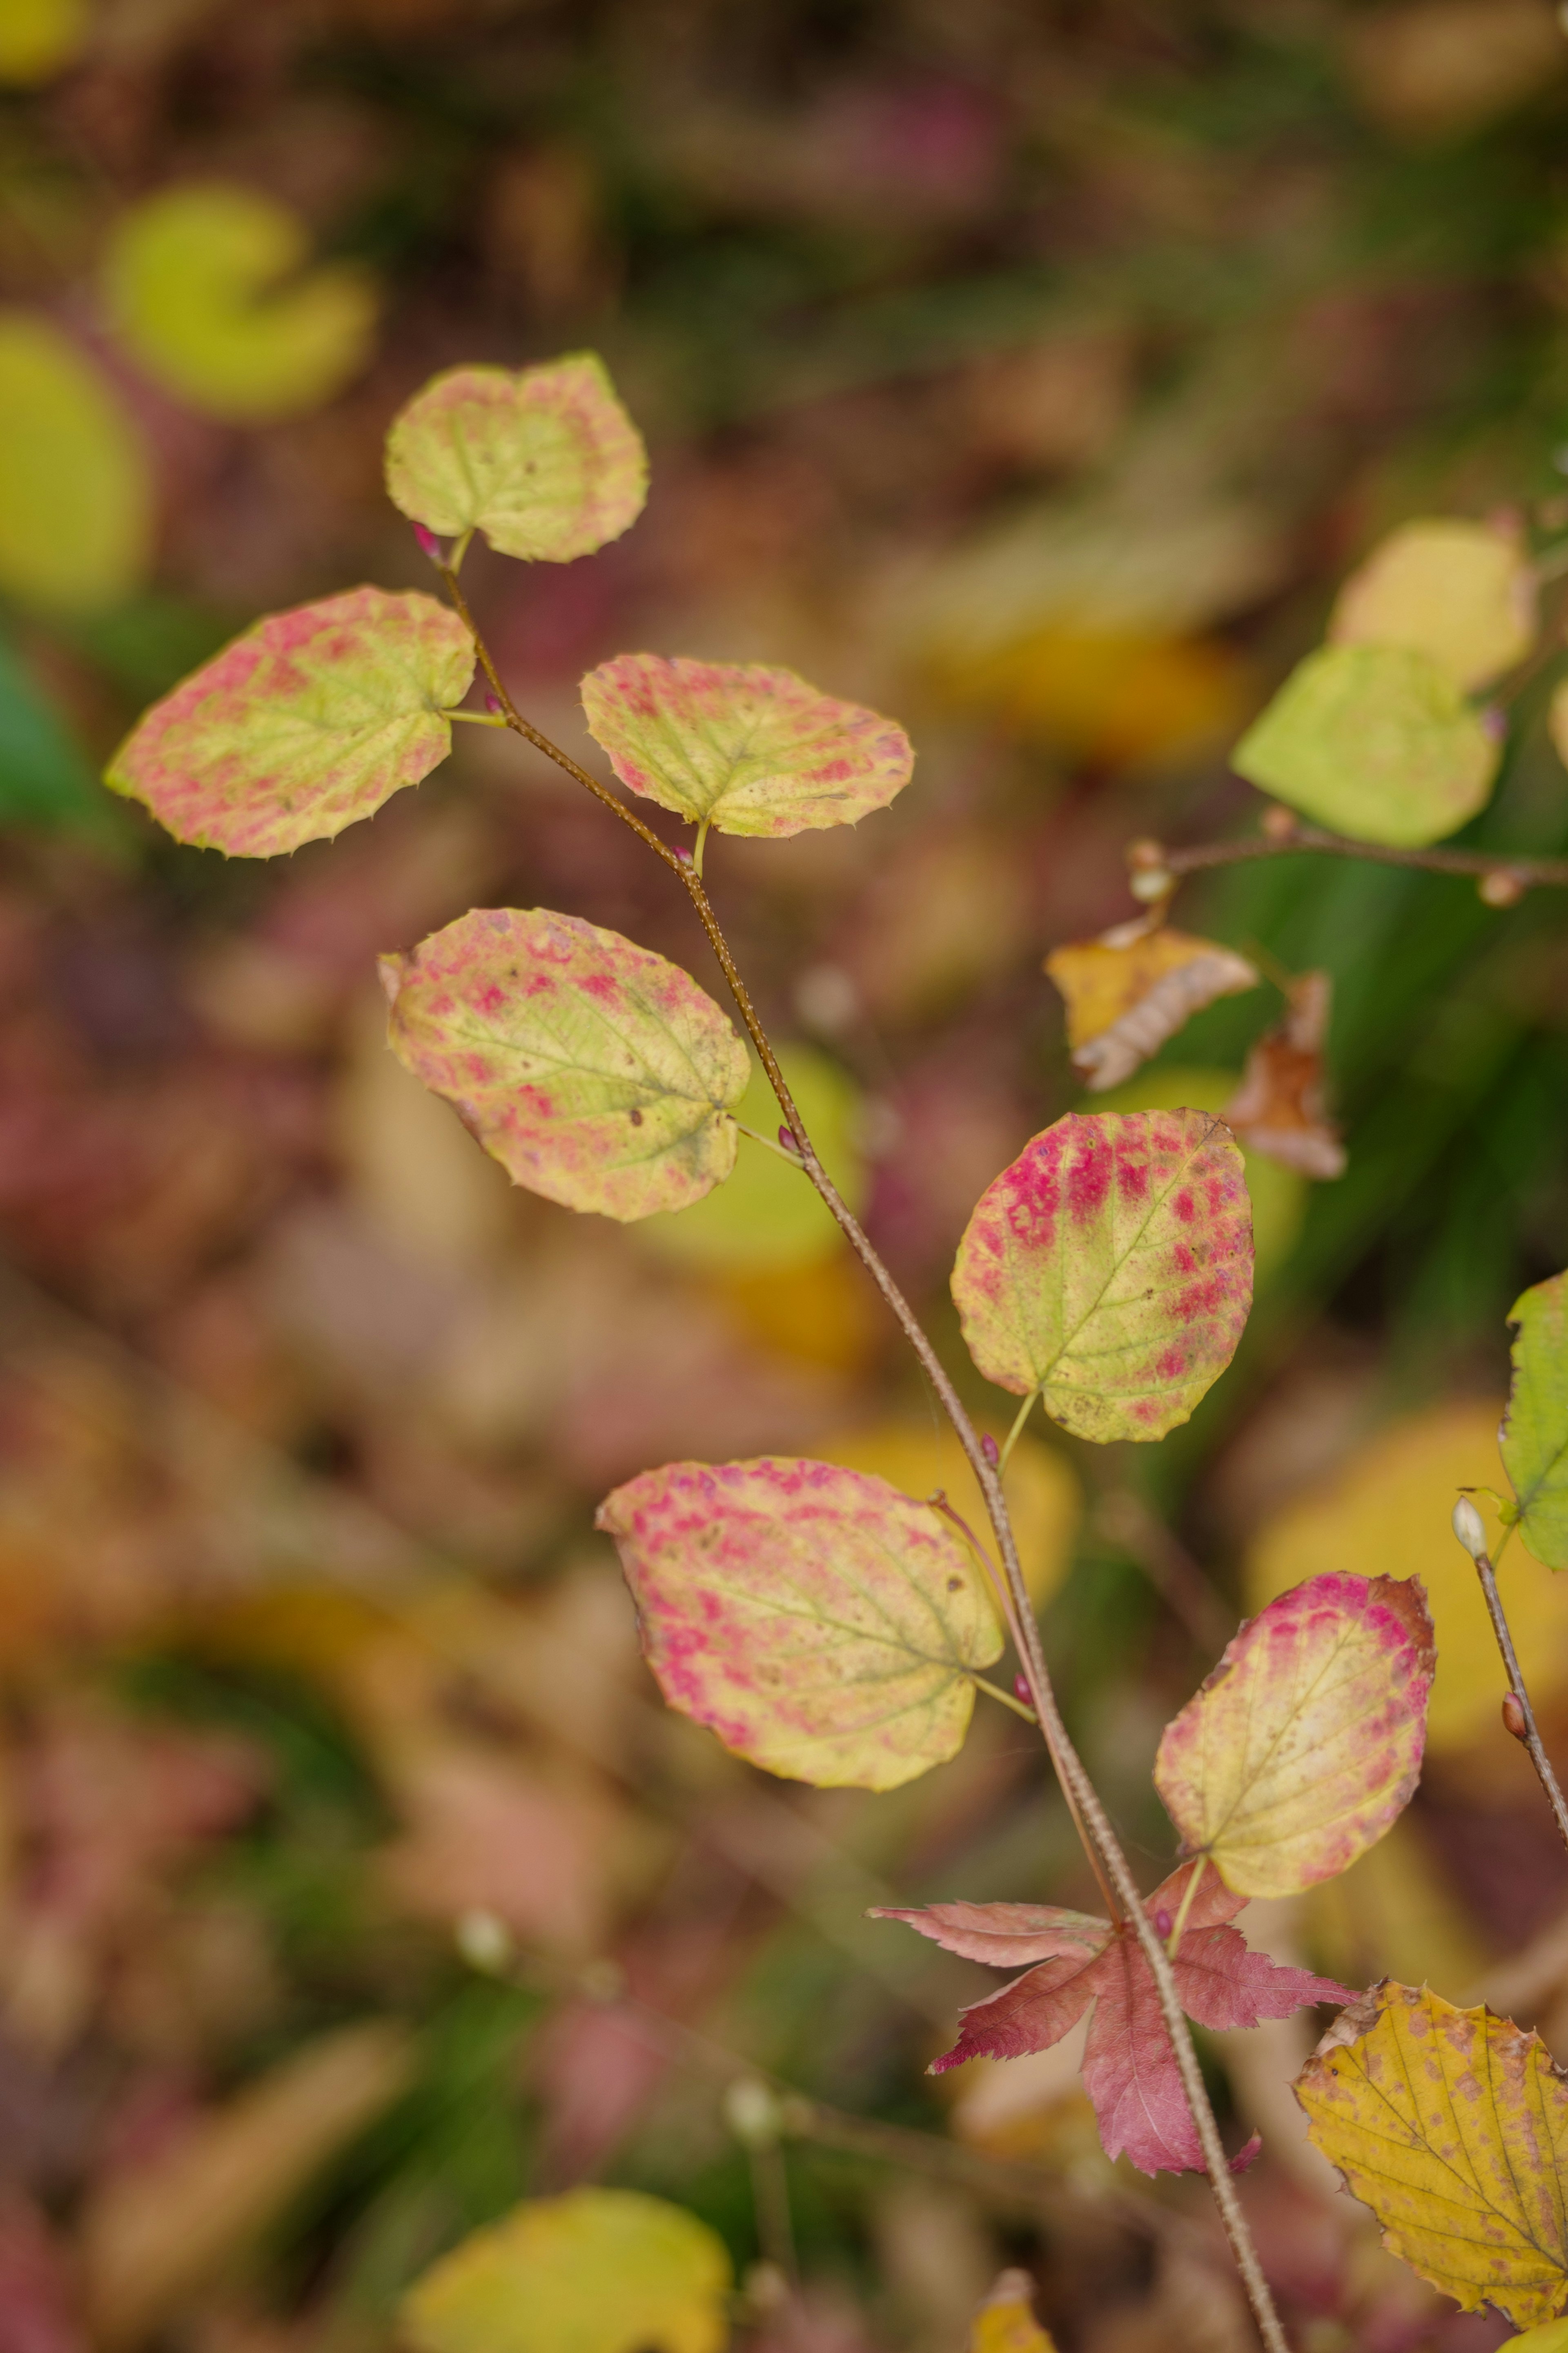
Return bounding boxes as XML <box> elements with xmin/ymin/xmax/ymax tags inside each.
<box><xmin>733</xmin><ymin>1119</ymin><xmax>802</xmax><ymax>1166</ymax></box>
<box><xmin>445</xmin><ymin>707</ymin><xmax>512</xmax><ymax>726</ymax></box>
<box><xmin>970</xmin><ymin>1673</ymin><xmax>1040</xmax><ymax>1724</ymax></box>
<box><xmin>436</xmin><ymin>570</ymin><xmax>1290</xmax><ymax>2353</ymax></box>
<box><xmin>694</xmin><ymin>814</ymin><xmax>711</xmax><ymax>877</ymax></box>
<box><xmin>1471</xmin><ymin>1543</ymin><xmax>1568</xmax><ymax>1859</ymax></box>
<box><xmin>1165</xmin><ymin>1853</ymin><xmax>1207</xmax><ymax>1960</ymax></box>
<box><xmin>998</xmin><ymin>1387</ymin><xmax>1039</xmax><ymax>1471</ymax></box>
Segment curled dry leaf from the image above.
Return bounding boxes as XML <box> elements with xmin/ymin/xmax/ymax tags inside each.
<box><xmin>385</xmin><ymin>352</ymin><xmax>646</xmax><ymax>562</ymax></box>
<box><xmin>1155</xmin><ymin>1572</ymin><xmax>1433</xmax><ymax>1899</ymax></box>
<box><xmin>951</xmin><ymin>1109</ymin><xmax>1253</xmax><ymax>1444</ymax></box>
<box><xmin>105</xmin><ymin>588</ymin><xmax>474</xmax><ymax>857</ymax></box>
<box><xmin>1296</xmin><ymin>1981</ymin><xmax>1568</xmax><ymax>2325</ymax></box>
<box><xmin>1232</xmin><ymin>641</ymin><xmax>1500</xmax><ymax>848</ymax></box>
<box><xmin>1503</xmin><ymin>1269</ymin><xmax>1568</xmax><ymax>1569</ymax></box>
<box><xmin>1222</xmin><ymin>970</ymin><xmax>1345</xmax><ymax>1179</ymax></box>
<box><xmin>401</xmin><ymin>2187</ymin><xmax>731</xmax><ymax>2353</ymax></box>
<box><xmin>876</xmin><ymin>1858</ymin><xmax>1350</xmax><ymax>2176</ymax></box>
<box><xmin>967</xmin><ymin>2268</ymin><xmax>1057</xmax><ymax>2353</ymax></box>
<box><xmin>1045</xmin><ymin>918</ymin><xmax>1259</xmax><ymax>1091</ymax></box>
<box><xmin>380</xmin><ymin>907</ymin><xmax>748</xmax><ymax>1222</ymax></box>
<box><xmin>595</xmin><ymin>1457</ymin><xmax>1002</xmax><ymax>1791</ymax></box>
<box><xmin>581</xmin><ymin>652</ymin><xmax>914</xmax><ymax>839</ymax></box>
<box><xmin>1329</xmin><ymin>517</ymin><xmax>1536</xmax><ymax>692</ymax></box>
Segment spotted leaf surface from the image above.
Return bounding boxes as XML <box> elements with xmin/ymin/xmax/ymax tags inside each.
<box><xmin>1503</xmin><ymin>1270</ymin><xmax>1568</xmax><ymax>1570</ymax></box>
<box><xmin>1296</xmin><ymin>1983</ymin><xmax>1568</xmax><ymax>2325</ymax></box>
<box><xmin>595</xmin><ymin>1458</ymin><xmax>1002</xmax><ymax>1790</ymax></box>
<box><xmin>950</xmin><ymin>1109</ymin><xmax>1253</xmax><ymax>1444</ymax></box>
<box><xmin>878</xmin><ymin>1859</ymin><xmax>1350</xmax><ymax>2175</ymax></box>
<box><xmin>380</xmin><ymin>908</ymin><xmax>748</xmax><ymax>1222</ymax></box>
<box><xmin>581</xmin><ymin>653</ymin><xmax>914</xmax><ymax>838</ymax></box>
<box><xmin>385</xmin><ymin>353</ymin><xmax>646</xmax><ymax>562</ymax></box>
<box><xmin>1155</xmin><ymin>1572</ymin><xmax>1433</xmax><ymax>1900</ymax></box>
<box><xmin>105</xmin><ymin>589</ymin><xmax>473</xmax><ymax>857</ymax></box>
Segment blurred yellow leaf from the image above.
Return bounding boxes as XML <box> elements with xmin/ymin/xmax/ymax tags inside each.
<box><xmin>82</xmin><ymin>2022</ymin><xmax>412</xmax><ymax>2348</ymax></box>
<box><xmin>1297</xmin><ymin>1981</ymin><xmax>1568</xmax><ymax>2324</ymax></box>
<box><xmin>1502</xmin><ymin>2322</ymin><xmax>1568</xmax><ymax>2352</ymax></box>
<box><xmin>949</xmin><ymin>621</ymin><xmax>1252</xmax><ymax>768</ymax></box>
<box><xmin>401</xmin><ymin>2187</ymin><xmax>732</xmax><ymax>2353</ymax></box>
<box><xmin>0</xmin><ymin>0</ymin><xmax>87</xmax><ymax>83</ymax></box>
<box><xmin>1344</xmin><ymin>0</ymin><xmax>1565</xmax><ymax>143</ymax></box>
<box><xmin>1090</xmin><ymin>1065</ymin><xmax>1305</xmax><ymax>1278</ymax></box>
<box><xmin>710</xmin><ymin>1249</ymin><xmax>882</xmax><ymax>1372</ymax></box>
<box><xmin>1305</xmin><ymin>1814</ymin><xmax>1492</xmax><ymax>1992</ymax></box>
<box><xmin>1330</xmin><ymin>517</ymin><xmax>1535</xmax><ymax>691</ymax></box>
<box><xmin>0</xmin><ymin>313</ymin><xmax>151</xmax><ymax>611</ymax></box>
<box><xmin>967</xmin><ymin>2269</ymin><xmax>1058</xmax><ymax>2353</ymax></box>
<box><xmin>103</xmin><ymin>183</ymin><xmax>378</xmax><ymax>422</ymax></box>
<box><xmin>817</xmin><ymin>1418</ymin><xmax>1080</xmax><ymax>1609</ymax></box>
<box><xmin>1246</xmin><ymin>1400</ymin><xmax>1568</xmax><ymax>1751</ymax></box>
<box><xmin>638</xmin><ymin>1044</ymin><xmax>864</xmax><ymax>1272</ymax></box>
<box><xmin>1045</xmin><ymin>919</ymin><xmax>1259</xmax><ymax>1091</ymax></box>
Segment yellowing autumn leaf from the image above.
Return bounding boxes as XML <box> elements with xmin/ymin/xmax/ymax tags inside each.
<box><xmin>105</xmin><ymin>589</ymin><xmax>474</xmax><ymax>856</ymax></box>
<box><xmin>951</xmin><ymin>1109</ymin><xmax>1253</xmax><ymax>1444</ymax></box>
<box><xmin>940</xmin><ymin>620</ymin><xmax>1252</xmax><ymax>770</ymax></box>
<box><xmin>1089</xmin><ymin>1065</ymin><xmax>1305</xmax><ymax>1278</ymax></box>
<box><xmin>401</xmin><ymin>2188</ymin><xmax>731</xmax><ymax>2353</ymax></box>
<box><xmin>0</xmin><ymin>0</ymin><xmax>87</xmax><ymax>83</ymax></box>
<box><xmin>0</xmin><ymin>313</ymin><xmax>152</xmax><ymax>611</ymax></box>
<box><xmin>581</xmin><ymin>652</ymin><xmax>913</xmax><ymax>839</ymax></box>
<box><xmin>385</xmin><ymin>354</ymin><xmax>646</xmax><ymax>562</ymax></box>
<box><xmin>1501</xmin><ymin>2322</ymin><xmax>1568</xmax><ymax>2352</ymax></box>
<box><xmin>968</xmin><ymin>2269</ymin><xmax>1058</xmax><ymax>2353</ymax></box>
<box><xmin>637</xmin><ymin>1043</ymin><xmax>863</xmax><ymax>1270</ymax></box>
<box><xmin>380</xmin><ymin>908</ymin><xmax>749</xmax><ymax>1222</ymax></box>
<box><xmin>1154</xmin><ymin>1572</ymin><xmax>1434</xmax><ymax>1898</ymax></box>
<box><xmin>1296</xmin><ymin>1982</ymin><xmax>1568</xmax><ymax>2326</ymax></box>
<box><xmin>818</xmin><ymin>1418</ymin><xmax>1080</xmax><ymax>1608</ymax></box>
<box><xmin>596</xmin><ymin>1457</ymin><xmax>1003</xmax><ymax>1790</ymax></box>
<box><xmin>103</xmin><ymin>183</ymin><xmax>378</xmax><ymax>422</ymax></box>
<box><xmin>1503</xmin><ymin>1270</ymin><xmax>1568</xmax><ymax>1569</ymax></box>
<box><xmin>1247</xmin><ymin>1400</ymin><xmax>1568</xmax><ymax>1750</ymax></box>
<box><xmin>1330</xmin><ymin>517</ymin><xmax>1536</xmax><ymax>691</ymax></box>
<box><xmin>1232</xmin><ymin>642</ymin><xmax>1500</xmax><ymax>848</ymax></box>
<box><xmin>1045</xmin><ymin>920</ymin><xmax>1260</xmax><ymax>1092</ymax></box>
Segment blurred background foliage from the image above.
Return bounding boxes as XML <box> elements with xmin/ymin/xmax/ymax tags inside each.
<box><xmin>4</xmin><ymin>2</ymin><xmax>1568</xmax><ymax>2346</ymax></box>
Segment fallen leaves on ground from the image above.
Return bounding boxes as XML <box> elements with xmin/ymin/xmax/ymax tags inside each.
<box><xmin>1222</xmin><ymin>971</ymin><xmax>1346</xmax><ymax>1180</ymax></box>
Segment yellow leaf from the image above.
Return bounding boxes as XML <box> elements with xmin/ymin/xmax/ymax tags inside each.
<box><xmin>1330</xmin><ymin>517</ymin><xmax>1536</xmax><ymax>691</ymax></box>
<box><xmin>401</xmin><ymin>2187</ymin><xmax>731</xmax><ymax>2353</ymax></box>
<box><xmin>817</xmin><ymin>1418</ymin><xmax>1080</xmax><ymax>1609</ymax></box>
<box><xmin>1089</xmin><ymin>1064</ymin><xmax>1305</xmax><ymax>1279</ymax></box>
<box><xmin>1045</xmin><ymin>920</ymin><xmax>1259</xmax><ymax>1092</ymax></box>
<box><xmin>1246</xmin><ymin>1400</ymin><xmax>1568</xmax><ymax>1751</ymax></box>
<box><xmin>1502</xmin><ymin>2321</ymin><xmax>1568</xmax><ymax>2352</ymax></box>
<box><xmin>967</xmin><ymin>2268</ymin><xmax>1058</xmax><ymax>2353</ymax></box>
<box><xmin>948</xmin><ymin>621</ymin><xmax>1252</xmax><ymax>768</ymax></box>
<box><xmin>103</xmin><ymin>183</ymin><xmax>378</xmax><ymax>422</ymax></box>
<box><xmin>0</xmin><ymin>0</ymin><xmax>87</xmax><ymax>83</ymax></box>
<box><xmin>1296</xmin><ymin>1981</ymin><xmax>1568</xmax><ymax>2325</ymax></box>
<box><xmin>0</xmin><ymin>313</ymin><xmax>151</xmax><ymax>611</ymax></box>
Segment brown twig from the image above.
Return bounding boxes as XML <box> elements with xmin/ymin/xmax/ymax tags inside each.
<box><xmin>438</xmin><ymin>569</ymin><xmax>1289</xmax><ymax>2352</ymax></box>
<box><xmin>1453</xmin><ymin>1501</ymin><xmax>1568</xmax><ymax>1860</ymax></box>
<box><xmin>1130</xmin><ymin>820</ymin><xmax>1568</xmax><ymax>897</ymax></box>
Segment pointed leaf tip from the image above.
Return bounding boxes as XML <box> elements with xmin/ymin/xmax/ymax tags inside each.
<box><xmin>385</xmin><ymin>353</ymin><xmax>646</xmax><ymax>564</ymax></box>
<box><xmin>1154</xmin><ymin>1571</ymin><xmax>1434</xmax><ymax>1899</ymax></box>
<box><xmin>383</xmin><ymin>908</ymin><xmax>748</xmax><ymax>1222</ymax></box>
<box><xmin>951</xmin><ymin>1108</ymin><xmax>1253</xmax><ymax>1444</ymax></box>
<box><xmin>581</xmin><ymin>652</ymin><xmax>914</xmax><ymax>839</ymax></box>
<box><xmin>104</xmin><ymin>587</ymin><xmax>474</xmax><ymax>857</ymax></box>
<box><xmin>596</xmin><ymin>1456</ymin><xmax>1002</xmax><ymax>1790</ymax></box>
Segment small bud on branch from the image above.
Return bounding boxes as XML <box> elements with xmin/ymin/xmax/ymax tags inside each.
<box><xmin>1452</xmin><ymin>1495</ymin><xmax>1488</xmax><ymax>1559</ymax></box>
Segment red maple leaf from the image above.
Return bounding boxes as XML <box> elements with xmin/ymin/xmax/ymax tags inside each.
<box><xmin>872</xmin><ymin>1860</ymin><xmax>1354</xmax><ymax>2175</ymax></box>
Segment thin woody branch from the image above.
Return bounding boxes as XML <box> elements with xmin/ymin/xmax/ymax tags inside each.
<box><xmin>1453</xmin><ymin>1500</ymin><xmax>1568</xmax><ymax>1860</ymax></box>
<box><xmin>1127</xmin><ymin>816</ymin><xmax>1568</xmax><ymax>906</ymax></box>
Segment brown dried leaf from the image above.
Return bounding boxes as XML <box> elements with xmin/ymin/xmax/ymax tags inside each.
<box><xmin>1222</xmin><ymin>973</ymin><xmax>1346</xmax><ymax>1180</ymax></box>
<box><xmin>1045</xmin><ymin>921</ymin><xmax>1259</xmax><ymax>1092</ymax></box>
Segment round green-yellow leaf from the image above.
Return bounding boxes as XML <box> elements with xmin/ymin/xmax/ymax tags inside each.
<box><xmin>638</xmin><ymin>1043</ymin><xmax>863</xmax><ymax>1269</ymax></box>
<box><xmin>105</xmin><ymin>587</ymin><xmax>474</xmax><ymax>856</ymax></box>
<box><xmin>1232</xmin><ymin>642</ymin><xmax>1499</xmax><ymax>848</ymax></box>
<box><xmin>581</xmin><ymin>653</ymin><xmax>914</xmax><ymax>838</ymax></box>
<box><xmin>1503</xmin><ymin>1270</ymin><xmax>1568</xmax><ymax>1570</ymax></box>
<box><xmin>1090</xmin><ymin>1066</ymin><xmax>1304</xmax><ymax>1278</ymax></box>
<box><xmin>400</xmin><ymin>2188</ymin><xmax>731</xmax><ymax>2353</ymax></box>
<box><xmin>385</xmin><ymin>354</ymin><xmax>646</xmax><ymax>562</ymax></box>
<box><xmin>1329</xmin><ymin>518</ymin><xmax>1535</xmax><ymax>691</ymax></box>
<box><xmin>381</xmin><ymin>907</ymin><xmax>749</xmax><ymax>1222</ymax></box>
<box><xmin>597</xmin><ymin>1456</ymin><xmax>1004</xmax><ymax>1790</ymax></box>
<box><xmin>103</xmin><ymin>183</ymin><xmax>378</xmax><ymax>422</ymax></box>
<box><xmin>0</xmin><ymin>0</ymin><xmax>87</xmax><ymax>82</ymax></box>
<box><xmin>0</xmin><ymin>313</ymin><xmax>151</xmax><ymax>612</ymax></box>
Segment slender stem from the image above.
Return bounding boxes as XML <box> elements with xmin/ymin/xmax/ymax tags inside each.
<box><xmin>694</xmin><ymin>814</ymin><xmax>712</xmax><ymax>877</ymax></box>
<box><xmin>733</xmin><ymin>1119</ymin><xmax>802</xmax><ymax>1165</ymax></box>
<box><xmin>998</xmin><ymin>1387</ymin><xmax>1039</xmax><ymax>1470</ymax></box>
<box><xmin>1145</xmin><ymin>822</ymin><xmax>1568</xmax><ymax>890</ymax></box>
<box><xmin>445</xmin><ymin>707</ymin><xmax>512</xmax><ymax>727</ymax></box>
<box><xmin>971</xmin><ymin>1673</ymin><xmax>1040</xmax><ymax>1724</ymax></box>
<box><xmin>437</xmin><ymin>574</ymin><xmax>1288</xmax><ymax>2351</ymax></box>
<box><xmin>1473</xmin><ymin>1547</ymin><xmax>1568</xmax><ymax>1859</ymax></box>
<box><xmin>1166</xmin><ymin>1854</ymin><xmax>1207</xmax><ymax>1959</ymax></box>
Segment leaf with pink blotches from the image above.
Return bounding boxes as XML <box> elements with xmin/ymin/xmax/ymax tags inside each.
<box><xmin>384</xmin><ymin>352</ymin><xmax>647</xmax><ymax>561</ymax></box>
<box><xmin>595</xmin><ymin>1458</ymin><xmax>1003</xmax><ymax>1791</ymax></box>
<box><xmin>380</xmin><ymin>907</ymin><xmax>749</xmax><ymax>1222</ymax></box>
<box><xmin>105</xmin><ymin>587</ymin><xmax>474</xmax><ymax>857</ymax></box>
<box><xmin>580</xmin><ymin>653</ymin><xmax>914</xmax><ymax>840</ymax></box>
<box><xmin>875</xmin><ymin>1859</ymin><xmax>1352</xmax><ymax>2176</ymax></box>
<box><xmin>1154</xmin><ymin>1572</ymin><xmax>1434</xmax><ymax>1900</ymax></box>
<box><xmin>950</xmin><ymin>1109</ymin><xmax>1253</xmax><ymax>1445</ymax></box>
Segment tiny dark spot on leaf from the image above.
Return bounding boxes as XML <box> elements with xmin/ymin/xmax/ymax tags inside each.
<box><xmin>630</xmin><ymin>1106</ymin><xmax>643</xmax><ymax>1126</ymax></box>
<box><xmin>946</xmin><ymin>1575</ymin><xmax>962</xmax><ymax>1591</ymax></box>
